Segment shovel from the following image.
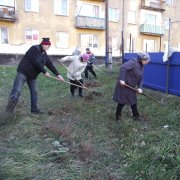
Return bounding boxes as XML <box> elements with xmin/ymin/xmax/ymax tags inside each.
<box><xmin>123</xmin><ymin>83</ymin><xmax>162</xmax><ymax>104</ymax></box>
<box><xmin>48</xmin><ymin>75</ymin><xmax>102</xmax><ymax>96</ymax></box>
<box><xmin>58</xmin><ymin>60</ymin><xmax>86</xmax><ymax>88</ymax></box>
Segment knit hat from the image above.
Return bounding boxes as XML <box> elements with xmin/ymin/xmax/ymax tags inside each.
<box><xmin>81</xmin><ymin>53</ymin><xmax>89</xmax><ymax>61</ymax></box>
<box><xmin>72</xmin><ymin>48</ymin><xmax>81</xmax><ymax>56</ymax></box>
<box><xmin>41</xmin><ymin>38</ymin><xmax>51</xmax><ymax>45</ymax></box>
<box><xmin>137</xmin><ymin>52</ymin><xmax>150</xmax><ymax>61</ymax></box>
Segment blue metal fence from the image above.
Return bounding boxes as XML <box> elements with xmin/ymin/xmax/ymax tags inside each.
<box><xmin>124</xmin><ymin>52</ymin><xmax>180</xmax><ymax>96</ymax></box>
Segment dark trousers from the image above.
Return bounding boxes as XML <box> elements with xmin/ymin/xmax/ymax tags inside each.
<box><xmin>116</xmin><ymin>103</ymin><xmax>139</xmax><ymax>120</ymax></box>
<box><xmin>70</xmin><ymin>79</ymin><xmax>83</xmax><ymax>96</ymax></box>
<box><xmin>8</xmin><ymin>72</ymin><xmax>38</xmax><ymax>112</ymax></box>
<box><xmin>85</xmin><ymin>66</ymin><xmax>97</xmax><ymax>78</ymax></box>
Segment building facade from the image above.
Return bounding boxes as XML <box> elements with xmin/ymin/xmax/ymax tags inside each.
<box><xmin>0</xmin><ymin>0</ymin><xmax>179</xmax><ymax>57</ymax></box>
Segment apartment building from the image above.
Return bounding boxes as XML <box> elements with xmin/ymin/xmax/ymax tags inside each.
<box><xmin>0</xmin><ymin>0</ymin><xmax>179</xmax><ymax>57</ymax></box>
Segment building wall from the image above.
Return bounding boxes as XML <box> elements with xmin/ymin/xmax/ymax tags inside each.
<box><xmin>1</xmin><ymin>0</ymin><xmax>180</xmax><ymax>58</ymax></box>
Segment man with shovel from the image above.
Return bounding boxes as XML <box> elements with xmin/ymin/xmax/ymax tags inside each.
<box><xmin>113</xmin><ymin>52</ymin><xmax>150</xmax><ymax>122</ymax></box>
<box><xmin>59</xmin><ymin>49</ymin><xmax>89</xmax><ymax>97</ymax></box>
<box><xmin>5</xmin><ymin>38</ymin><xmax>64</xmax><ymax>115</ymax></box>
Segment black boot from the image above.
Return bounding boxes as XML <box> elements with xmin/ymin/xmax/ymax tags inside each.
<box><xmin>116</xmin><ymin>114</ymin><xmax>121</xmax><ymax>122</ymax></box>
<box><xmin>6</xmin><ymin>99</ymin><xmax>17</xmax><ymax>114</ymax></box>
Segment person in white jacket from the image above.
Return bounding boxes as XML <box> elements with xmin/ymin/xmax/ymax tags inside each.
<box><xmin>60</xmin><ymin>50</ymin><xmax>89</xmax><ymax>97</ymax></box>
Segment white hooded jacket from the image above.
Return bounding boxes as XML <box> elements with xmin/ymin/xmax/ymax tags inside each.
<box><xmin>61</xmin><ymin>55</ymin><xmax>87</xmax><ymax>80</ymax></box>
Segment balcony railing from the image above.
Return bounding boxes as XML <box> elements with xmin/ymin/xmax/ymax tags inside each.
<box><xmin>141</xmin><ymin>0</ymin><xmax>165</xmax><ymax>12</ymax></box>
<box><xmin>0</xmin><ymin>5</ymin><xmax>16</xmax><ymax>22</ymax></box>
<box><xmin>140</xmin><ymin>24</ymin><xmax>165</xmax><ymax>36</ymax></box>
<box><xmin>75</xmin><ymin>16</ymin><xmax>105</xmax><ymax>30</ymax></box>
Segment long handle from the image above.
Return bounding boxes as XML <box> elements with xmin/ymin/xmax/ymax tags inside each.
<box><xmin>123</xmin><ymin>83</ymin><xmax>162</xmax><ymax>104</ymax></box>
<box><xmin>48</xmin><ymin>75</ymin><xmax>94</xmax><ymax>91</ymax></box>
<box><xmin>87</xmin><ymin>60</ymin><xmax>102</xmax><ymax>72</ymax></box>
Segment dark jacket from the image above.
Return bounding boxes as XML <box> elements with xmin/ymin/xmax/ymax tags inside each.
<box><xmin>17</xmin><ymin>44</ymin><xmax>59</xmax><ymax>79</ymax></box>
<box><xmin>113</xmin><ymin>59</ymin><xmax>144</xmax><ymax>105</ymax></box>
<box><xmin>87</xmin><ymin>52</ymin><xmax>95</xmax><ymax>67</ymax></box>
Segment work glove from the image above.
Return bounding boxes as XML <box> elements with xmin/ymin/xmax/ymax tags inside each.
<box><xmin>44</xmin><ymin>72</ymin><xmax>51</xmax><ymax>77</ymax></box>
<box><xmin>119</xmin><ymin>80</ymin><xmax>125</xmax><ymax>85</ymax></box>
<box><xmin>137</xmin><ymin>88</ymin><xmax>143</xmax><ymax>94</ymax></box>
<box><xmin>57</xmin><ymin>75</ymin><xmax>64</xmax><ymax>82</ymax></box>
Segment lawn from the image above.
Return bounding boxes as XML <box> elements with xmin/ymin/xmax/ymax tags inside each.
<box><xmin>0</xmin><ymin>64</ymin><xmax>179</xmax><ymax>180</ymax></box>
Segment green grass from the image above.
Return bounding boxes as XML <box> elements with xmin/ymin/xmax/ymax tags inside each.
<box><xmin>0</xmin><ymin>64</ymin><xmax>179</xmax><ymax>180</ymax></box>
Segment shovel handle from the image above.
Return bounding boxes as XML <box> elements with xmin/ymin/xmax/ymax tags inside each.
<box><xmin>48</xmin><ymin>75</ymin><xmax>96</xmax><ymax>92</ymax></box>
<box><xmin>123</xmin><ymin>83</ymin><xmax>162</xmax><ymax>104</ymax></box>
<box><xmin>87</xmin><ymin>60</ymin><xmax>102</xmax><ymax>72</ymax></box>
<box><xmin>58</xmin><ymin>59</ymin><xmax>86</xmax><ymax>88</ymax></box>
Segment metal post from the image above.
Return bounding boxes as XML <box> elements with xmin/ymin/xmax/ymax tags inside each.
<box><xmin>166</xmin><ymin>18</ymin><xmax>171</xmax><ymax>95</ymax></box>
<box><xmin>121</xmin><ymin>31</ymin><xmax>124</xmax><ymax>64</ymax></box>
<box><xmin>129</xmin><ymin>33</ymin><xmax>131</xmax><ymax>53</ymax></box>
<box><xmin>105</xmin><ymin>0</ymin><xmax>112</xmax><ymax>72</ymax></box>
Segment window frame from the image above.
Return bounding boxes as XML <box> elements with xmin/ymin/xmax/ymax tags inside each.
<box><xmin>79</xmin><ymin>34</ymin><xmax>99</xmax><ymax>48</ymax></box>
<box><xmin>109</xmin><ymin>8</ymin><xmax>119</xmax><ymax>23</ymax></box>
<box><xmin>24</xmin><ymin>0</ymin><xmax>39</xmax><ymax>12</ymax></box>
<box><xmin>56</xmin><ymin>31</ymin><xmax>69</xmax><ymax>48</ymax></box>
<box><xmin>25</xmin><ymin>29</ymin><xmax>39</xmax><ymax>45</ymax></box>
<box><xmin>54</xmin><ymin>0</ymin><xmax>69</xmax><ymax>16</ymax></box>
<box><xmin>0</xmin><ymin>27</ymin><xmax>9</xmax><ymax>44</ymax></box>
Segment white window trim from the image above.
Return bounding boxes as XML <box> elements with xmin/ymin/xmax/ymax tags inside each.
<box><xmin>24</xmin><ymin>0</ymin><xmax>39</xmax><ymax>12</ymax></box>
<box><xmin>79</xmin><ymin>34</ymin><xmax>99</xmax><ymax>48</ymax></box>
<box><xmin>0</xmin><ymin>27</ymin><xmax>9</xmax><ymax>44</ymax></box>
<box><xmin>56</xmin><ymin>31</ymin><xmax>69</xmax><ymax>48</ymax></box>
<box><xmin>54</xmin><ymin>0</ymin><xmax>69</xmax><ymax>16</ymax></box>
<box><xmin>109</xmin><ymin>8</ymin><xmax>119</xmax><ymax>23</ymax></box>
<box><xmin>128</xmin><ymin>11</ymin><xmax>136</xmax><ymax>24</ymax></box>
<box><xmin>25</xmin><ymin>29</ymin><xmax>39</xmax><ymax>45</ymax></box>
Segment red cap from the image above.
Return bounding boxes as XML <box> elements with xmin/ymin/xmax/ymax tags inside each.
<box><xmin>41</xmin><ymin>38</ymin><xmax>51</xmax><ymax>45</ymax></box>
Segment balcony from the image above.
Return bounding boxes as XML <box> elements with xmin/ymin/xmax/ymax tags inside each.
<box><xmin>75</xmin><ymin>16</ymin><xmax>105</xmax><ymax>30</ymax></box>
<box><xmin>141</xmin><ymin>0</ymin><xmax>165</xmax><ymax>12</ymax></box>
<box><xmin>0</xmin><ymin>5</ymin><xmax>16</xmax><ymax>22</ymax></box>
<box><xmin>140</xmin><ymin>24</ymin><xmax>165</xmax><ymax>36</ymax></box>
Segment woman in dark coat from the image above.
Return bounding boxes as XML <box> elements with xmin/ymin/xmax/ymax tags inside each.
<box><xmin>113</xmin><ymin>52</ymin><xmax>150</xmax><ymax>122</ymax></box>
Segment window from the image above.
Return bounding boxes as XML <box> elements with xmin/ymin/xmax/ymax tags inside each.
<box><xmin>109</xmin><ymin>8</ymin><xmax>119</xmax><ymax>22</ymax></box>
<box><xmin>143</xmin><ymin>39</ymin><xmax>156</xmax><ymax>52</ymax></box>
<box><xmin>24</xmin><ymin>0</ymin><xmax>39</xmax><ymax>12</ymax></box>
<box><xmin>79</xmin><ymin>34</ymin><xmax>98</xmax><ymax>48</ymax></box>
<box><xmin>112</xmin><ymin>37</ymin><xmax>118</xmax><ymax>50</ymax></box>
<box><xmin>0</xmin><ymin>0</ymin><xmax>15</xmax><ymax>6</ymax></box>
<box><xmin>166</xmin><ymin>0</ymin><xmax>173</xmax><ymax>6</ymax></box>
<box><xmin>0</xmin><ymin>27</ymin><xmax>8</xmax><ymax>44</ymax></box>
<box><xmin>78</xmin><ymin>3</ymin><xmax>99</xmax><ymax>18</ymax></box>
<box><xmin>128</xmin><ymin>11</ymin><xmax>136</xmax><ymax>24</ymax></box>
<box><xmin>56</xmin><ymin>32</ymin><xmax>69</xmax><ymax>48</ymax></box>
<box><xmin>144</xmin><ymin>14</ymin><xmax>156</xmax><ymax>25</ymax></box>
<box><xmin>25</xmin><ymin>29</ymin><xmax>39</xmax><ymax>45</ymax></box>
<box><xmin>54</xmin><ymin>0</ymin><xmax>68</xmax><ymax>16</ymax></box>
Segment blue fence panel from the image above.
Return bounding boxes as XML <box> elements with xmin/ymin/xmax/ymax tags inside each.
<box><xmin>169</xmin><ymin>52</ymin><xmax>180</xmax><ymax>96</ymax></box>
<box><xmin>143</xmin><ymin>52</ymin><xmax>167</xmax><ymax>92</ymax></box>
<box><xmin>124</xmin><ymin>52</ymin><xmax>167</xmax><ymax>92</ymax></box>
